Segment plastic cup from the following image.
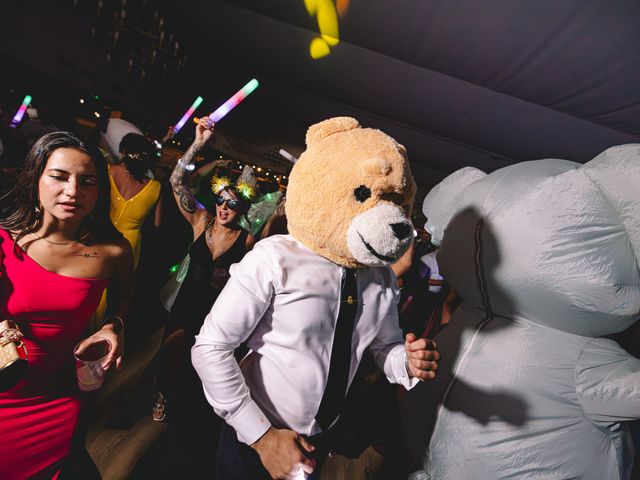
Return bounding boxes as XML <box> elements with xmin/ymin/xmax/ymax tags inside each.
<box><xmin>74</xmin><ymin>340</ymin><xmax>110</xmax><ymax>392</ymax></box>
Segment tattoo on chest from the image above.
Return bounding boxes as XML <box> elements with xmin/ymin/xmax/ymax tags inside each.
<box><xmin>74</xmin><ymin>251</ymin><xmax>100</xmax><ymax>259</ymax></box>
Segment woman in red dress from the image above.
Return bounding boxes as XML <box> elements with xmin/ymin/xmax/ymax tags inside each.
<box><xmin>0</xmin><ymin>132</ymin><xmax>133</xmax><ymax>479</ymax></box>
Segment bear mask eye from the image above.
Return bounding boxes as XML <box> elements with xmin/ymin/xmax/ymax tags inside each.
<box><xmin>354</xmin><ymin>185</ymin><xmax>372</xmax><ymax>203</ymax></box>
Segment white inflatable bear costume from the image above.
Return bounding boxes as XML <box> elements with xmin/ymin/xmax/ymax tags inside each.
<box><xmin>402</xmin><ymin>145</ymin><xmax>640</xmax><ymax>479</ymax></box>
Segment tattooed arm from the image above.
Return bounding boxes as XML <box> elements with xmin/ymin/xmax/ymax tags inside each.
<box><xmin>169</xmin><ymin>116</ymin><xmax>215</xmax><ymax>227</ymax></box>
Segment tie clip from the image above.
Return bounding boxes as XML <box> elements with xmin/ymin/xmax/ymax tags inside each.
<box><xmin>342</xmin><ymin>295</ymin><xmax>358</xmax><ymax>305</ymax></box>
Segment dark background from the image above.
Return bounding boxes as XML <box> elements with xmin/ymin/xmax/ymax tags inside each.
<box><xmin>2</xmin><ymin>0</ymin><xmax>640</xmax><ymax>192</ymax></box>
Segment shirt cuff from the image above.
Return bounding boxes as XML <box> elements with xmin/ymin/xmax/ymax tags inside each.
<box><xmin>225</xmin><ymin>398</ymin><xmax>273</xmax><ymax>445</ymax></box>
<box><xmin>394</xmin><ymin>349</ymin><xmax>420</xmax><ymax>390</ymax></box>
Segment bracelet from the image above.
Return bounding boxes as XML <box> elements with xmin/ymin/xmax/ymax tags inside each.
<box><xmin>177</xmin><ymin>158</ymin><xmax>195</xmax><ymax>171</ymax></box>
<box><xmin>103</xmin><ymin>316</ymin><xmax>125</xmax><ymax>333</ymax></box>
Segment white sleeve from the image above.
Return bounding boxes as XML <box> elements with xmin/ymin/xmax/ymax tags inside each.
<box><xmin>368</xmin><ymin>281</ymin><xmax>419</xmax><ymax>390</ymax></box>
<box><xmin>576</xmin><ymin>337</ymin><xmax>640</xmax><ymax>426</ymax></box>
<box><xmin>191</xmin><ymin>242</ymin><xmax>276</xmax><ymax>445</ymax></box>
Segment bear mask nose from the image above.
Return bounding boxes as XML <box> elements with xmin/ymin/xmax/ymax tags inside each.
<box><xmin>391</xmin><ymin>222</ymin><xmax>412</xmax><ymax>240</ymax></box>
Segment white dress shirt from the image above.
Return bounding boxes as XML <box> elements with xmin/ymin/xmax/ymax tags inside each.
<box><xmin>192</xmin><ymin>234</ymin><xmax>417</xmax><ymax>445</ymax></box>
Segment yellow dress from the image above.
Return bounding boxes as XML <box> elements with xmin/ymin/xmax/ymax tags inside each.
<box><xmin>108</xmin><ymin>166</ymin><xmax>161</xmax><ymax>269</ymax></box>
<box><xmin>93</xmin><ymin>167</ymin><xmax>161</xmax><ymax>326</ymax></box>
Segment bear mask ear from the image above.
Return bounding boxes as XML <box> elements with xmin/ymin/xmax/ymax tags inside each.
<box><xmin>306</xmin><ymin>117</ymin><xmax>360</xmax><ymax>145</ymax></box>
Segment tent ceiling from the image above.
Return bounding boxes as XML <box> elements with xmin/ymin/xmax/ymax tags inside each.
<box><xmin>162</xmin><ymin>0</ymin><xmax>640</xmax><ymax>186</ymax></box>
<box><xmin>3</xmin><ymin>1</ymin><xmax>639</xmax><ymax>188</ymax></box>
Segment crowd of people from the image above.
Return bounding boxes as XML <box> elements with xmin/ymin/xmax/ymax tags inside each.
<box><xmin>0</xmin><ymin>105</ymin><xmax>450</xmax><ymax>480</ymax></box>
<box><xmin>5</xmin><ymin>95</ymin><xmax>635</xmax><ymax>480</ymax></box>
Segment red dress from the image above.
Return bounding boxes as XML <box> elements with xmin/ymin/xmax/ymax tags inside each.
<box><xmin>0</xmin><ymin>229</ymin><xmax>108</xmax><ymax>479</ymax></box>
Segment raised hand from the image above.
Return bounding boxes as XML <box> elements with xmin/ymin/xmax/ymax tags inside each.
<box><xmin>194</xmin><ymin>116</ymin><xmax>215</xmax><ymax>149</ymax></box>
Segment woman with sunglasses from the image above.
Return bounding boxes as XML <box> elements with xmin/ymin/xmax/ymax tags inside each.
<box><xmin>156</xmin><ymin>116</ymin><xmax>255</xmax><ymax>477</ymax></box>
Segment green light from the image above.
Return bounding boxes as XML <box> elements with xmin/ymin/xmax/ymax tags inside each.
<box><xmin>242</xmin><ymin>78</ymin><xmax>260</xmax><ymax>96</ymax></box>
<box><xmin>169</xmin><ymin>263</ymin><xmax>180</xmax><ymax>273</ymax></box>
<box><xmin>94</xmin><ymin>95</ymin><xmax>100</xmax><ymax>100</ymax></box>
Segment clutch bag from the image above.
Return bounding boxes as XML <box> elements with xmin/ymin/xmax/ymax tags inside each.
<box><xmin>0</xmin><ymin>319</ymin><xmax>28</xmax><ymax>391</ymax></box>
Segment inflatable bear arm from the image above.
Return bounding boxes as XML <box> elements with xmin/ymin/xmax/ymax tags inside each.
<box><xmin>576</xmin><ymin>337</ymin><xmax>640</xmax><ymax>425</ymax></box>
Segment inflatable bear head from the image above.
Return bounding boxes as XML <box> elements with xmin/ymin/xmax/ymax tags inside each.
<box><xmin>423</xmin><ymin>145</ymin><xmax>640</xmax><ymax>336</ymax></box>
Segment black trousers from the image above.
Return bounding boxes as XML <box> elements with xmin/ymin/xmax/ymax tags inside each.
<box><xmin>216</xmin><ymin>422</ymin><xmax>334</xmax><ymax>480</ymax></box>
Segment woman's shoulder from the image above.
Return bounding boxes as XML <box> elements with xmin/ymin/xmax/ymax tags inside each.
<box><xmin>0</xmin><ymin>228</ymin><xmax>18</xmax><ymax>250</ymax></box>
<box><xmin>90</xmin><ymin>235</ymin><xmax>133</xmax><ymax>261</ymax></box>
<box><xmin>149</xmin><ymin>178</ymin><xmax>161</xmax><ymax>193</ymax></box>
<box><xmin>244</xmin><ymin>230</ymin><xmax>256</xmax><ymax>249</ymax></box>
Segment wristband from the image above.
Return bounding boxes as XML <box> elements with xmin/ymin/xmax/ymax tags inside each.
<box><xmin>103</xmin><ymin>315</ymin><xmax>125</xmax><ymax>334</ymax></box>
<box><xmin>177</xmin><ymin>158</ymin><xmax>195</xmax><ymax>171</ymax></box>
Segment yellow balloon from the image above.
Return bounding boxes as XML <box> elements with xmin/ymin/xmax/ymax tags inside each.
<box><xmin>305</xmin><ymin>0</ymin><xmax>340</xmax><ymax>58</ymax></box>
<box><xmin>310</xmin><ymin>37</ymin><xmax>331</xmax><ymax>59</ymax></box>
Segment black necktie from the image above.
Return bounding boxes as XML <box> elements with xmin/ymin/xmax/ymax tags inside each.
<box><xmin>315</xmin><ymin>268</ymin><xmax>358</xmax><ymax>431</ymax></box>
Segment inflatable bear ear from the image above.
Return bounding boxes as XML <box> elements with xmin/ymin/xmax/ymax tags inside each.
<box><xmin>423</xmin><ymin>167</ymin><xmax>487</xmax><ymax>246</ymax></box>
<box><xmin>581</xmin><ymin>144</ymin><xmax>640</xmax><ymax>267</ymax></box>
<box><xmin>305</xmin><ymin>116</ymin><xmax>360</xmax><ymax>145</ymax></box>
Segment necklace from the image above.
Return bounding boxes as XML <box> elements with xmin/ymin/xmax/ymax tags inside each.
<box><xmin>205</xmin><ymin>217</ymin><xmax>238</xmax><ymax>257</ymax></box>
<box><xmin>32</xmin><ymin>230</ymin><xmax>90</xmax><ymax>246</ymax></box>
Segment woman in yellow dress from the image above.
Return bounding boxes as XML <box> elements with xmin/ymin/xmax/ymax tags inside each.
<box><xmin>108</xmin><ymin>133</ymin><xmax>161</xmax><ymax>269</ymax></box>
<box><xmin>94</xmin><ymin>133</ymin><xmax>160</xmax><ymax>323</ymax></box>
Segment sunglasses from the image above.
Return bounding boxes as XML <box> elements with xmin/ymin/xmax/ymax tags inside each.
<box><xmin>214</xmin><ymin>195</ymin><xmax>242</xmax><ymax>210</ymax></box>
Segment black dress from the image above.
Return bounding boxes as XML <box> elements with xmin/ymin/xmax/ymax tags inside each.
<box><xmin>168</xmin><ymin>226</ymin><xmax>249</xmax><ymax>342</ymax></box>
<box><xmin>163</xmin><ymin>225</ymin><xmax>249</xmax><ymax>478</ymax></box>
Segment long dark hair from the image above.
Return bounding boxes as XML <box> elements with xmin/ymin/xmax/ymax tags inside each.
<box><xmin>0</xmin><ymin>131</ymin><xmax>122</xmax><ymax>247</ymax></box>
<box><xmin>119</xmin><ymin>133</ymin><xmax>154</xmax><ymax>182</ymax></box>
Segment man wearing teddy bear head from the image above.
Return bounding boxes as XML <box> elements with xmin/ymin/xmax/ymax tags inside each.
<box><xmin>192</xmin><ymin>117</ymin><xmax>439</xmax><ymax>479</ymax></box>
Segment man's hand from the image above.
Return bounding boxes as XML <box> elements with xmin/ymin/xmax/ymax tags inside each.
<box><xmin>405</xmin><ymin>333</ymin><xmax>439</xmax><ymax>380</ymax></box>
<box><xmin>251</xmin><ymin>427</ymin><xmax>316</xmax><ymax>479</ymax></box>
